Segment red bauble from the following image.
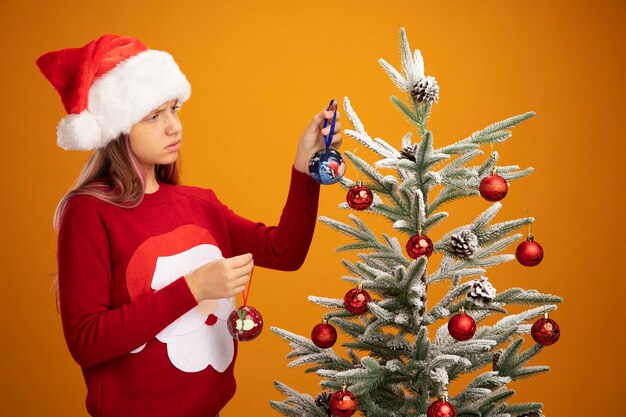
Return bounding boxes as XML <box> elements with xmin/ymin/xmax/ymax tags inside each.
<box><xmin>448</xmin><ymin>310</ymin><xmax>476</xmax><ymax>341</ymax></box>
<box><xmin>427</xmin><ymin>398</ymin><xmax>457</xmax><ymax>417</ymax></box>
<box><xmin>479</xmin><ymin>173</ymin><xmax>508</xmax><ymax>202</ymax></box>
<box><xmin>516</xmin><ymin>235</ymin><xmax>544</xmax><ymax>267</ymax></box>
<box><xmin>227</xmin><ymin>305</ymin><xmax>263</xmax><ymax>341</ymax></box>
<box><xmin>346</xmin><ymin>181</ymin><xmax>374</xmax><ymax>210</ymax></box>
<box><xmin>311</xmin><ymin>319</ymin><xmax>338</xmax><ymax>349</ymax></box>
<box><xmin>406</xmin><ymin>234</ymin><xmax>434</xmax><ymax>259</ymax></box>
<box><xmin>531</xmin><ymin>313</ymin><xmax>560</xmax><ymax>346</ymax></box>
<box><xmin>329</xmin><ymin>386</ymin><xmax>358</xmax><ymax>417</ymax></box>
<box><xmin>343</xmin><ymin>287</ymin><xmax>371</xmax><ymax>314</ymax></box>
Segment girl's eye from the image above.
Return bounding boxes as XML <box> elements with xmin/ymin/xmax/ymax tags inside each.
<box><xmin>147</xmin><ymin>105</ymin><xmax>180</xmax><ymax>122</ymax></box>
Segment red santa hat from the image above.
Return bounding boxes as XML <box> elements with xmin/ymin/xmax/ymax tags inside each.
<box><xmin>36</xmin><ymin>34</ymin><xmax>191</xmax><ymax>151</ymax></box>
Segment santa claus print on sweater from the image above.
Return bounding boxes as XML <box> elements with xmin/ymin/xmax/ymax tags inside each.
<box><xmin>126</xmin><ymin>224</ymin><xmax>235</xmax><ymax>373</ymax></box>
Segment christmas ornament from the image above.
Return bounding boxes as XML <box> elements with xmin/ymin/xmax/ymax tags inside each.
<box><xmin>400</xmin><ymin>143</ymin><xmax>418</xmax><ymax>161</ymax></box>
<box><xmin>346</xmin><ymin>180</ymin><xmax>373</xmax><ymax>210</ymax></box>
<box><xmin>343</xmin><ymin>284</ymin><xmax>371</xmax><ymax>315</ymax></box>
<box><xmin>427</xmin><ymin>396</ymin><xmax>457</xmax><ymax>417</ymax></box>
<box><xmin>309</xmin><ymin>99</ymin><xmax>345</xmax><ymax>185</ymax></box>
<box><xmin>448</xmin><ymin>307</ymin><xmax>476</xmax><ymax>341</ymax></box>
<box><xmin>516</xmin><ymin>234</ymin><xmax>544</xmax><ymax>267</ymax></box>
<box><xmin>492</xmin><ymin>350</ymin><xmax>503</xmax><ymax>371</ymax></box>
<box><xmin>329</xmin><ymin>383</ymin><xmax>358</xmax><ymax>417</ymax></box>
<box><xmin>467</xmin><ymin>276</ymin><xmax>497</xmax><ymax>306</ymax></box>
<box><xmin>311</xmin><ymin>318</ymin><xmax>338</xmax><ymax>349</ymax></box>
<box><xmin>310</xmin><ymin>148</ymin><xmax>346</xmax><ymax>185</ymax></box>
<box><xmin>531</xmin><ymin>312</ymin><xmax>560</xmax><ymax>346</ymax></box>
<box><xmin>406</xmin><ymin>230</ymin><xmax>434</xmax><ymax>259</ymax></box>
<box><xmin>227</xmin><ymin>267</ymin><xmax>263</xmax><ymax>341</ymax></box>
<box><xmin>411</xmin><ymin>76</ymin><xmax>440</xmax><ymax>104</ymax></box>
<box><xmin>479</xmin><ymin>170</ymin><xmax>508</xmax><ymax>202</ymax></box>
<box><xmin>449</xmin><ymin>229</ymin><xmax>479</xmax><ymax>258</ymax></box>
<box><xmin>227</xmin><ymin>305</ymin><xmax>263</xmax><ymax>342</ymax></box>
<box><xmin>315</xmin><ymin>391</ymin><xmax>332</xmax><ymax>417</ymax></box>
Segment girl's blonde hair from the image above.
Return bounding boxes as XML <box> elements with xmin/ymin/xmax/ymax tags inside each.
<box><xmin>53</xmin><ymin>132</ymin><xmax>181</xmax><ymax>233</ymax></box>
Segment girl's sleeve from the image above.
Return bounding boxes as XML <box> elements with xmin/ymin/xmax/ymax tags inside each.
<box><xmin>211</xmin><ymin>164</ymin><xmax>321</xmax><ymax>271</ymax></box>
<box><xmin>56</xmin><ymin>196</ymin><xmax>198</xmax><ymax>369</ymax></box>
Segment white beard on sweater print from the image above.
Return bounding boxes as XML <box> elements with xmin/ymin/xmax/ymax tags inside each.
<box><xmin>127</xmin><ymin>227</ymin><xmax>235</xmax><ymax>373</ymax></box>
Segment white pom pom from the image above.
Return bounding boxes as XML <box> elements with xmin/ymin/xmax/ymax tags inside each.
<box><xmin>56</xmin><ymin>110</ymin><xmax>103</xmax><ymax>151</ymax></box>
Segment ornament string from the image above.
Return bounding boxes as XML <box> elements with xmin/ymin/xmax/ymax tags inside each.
<box><xmin>490</xmin><ymin>143</ymin><xmax>497</xmax><ymax>174</ymax></box>
<box><xmin>322</xmin><ymin>99</ymin><xmax>338</xmax><ymax>150</ymax></box>
<box><xmin>416</xmin><ymin>190</ymin><xmax>422</xmax><ymax>235</ymax></box>
<box><xmin>243</xmin><ymin>267</ymin><xmax>254</xmax><ymax>307</ymax></box>
<box><xmin>526</xmin><ymin>208</ymin><xmax>533</xmax><ymax>237</ymax></box>
<box><xmin>353</xmin><ymin>148</ymin><xmax>360</xmax><ymax>182</ymax></box>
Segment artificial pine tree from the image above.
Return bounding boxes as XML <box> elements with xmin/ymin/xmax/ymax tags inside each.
<box><xmin>270</xmin><ymin>27</ymin><xmax>562</xmax><ymax>417</ymax></box>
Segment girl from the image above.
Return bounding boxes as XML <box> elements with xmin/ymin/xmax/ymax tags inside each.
<box><xmin>37</xmin><ymin>34</ymin><xmax>342</xmax><ymax>417</ymax></box>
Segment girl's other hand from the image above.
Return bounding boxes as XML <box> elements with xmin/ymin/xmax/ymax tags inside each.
<box><xmin>184</xmin><ymin>253</ymin><xmax>254</xmax><ymax>301</ymax></box>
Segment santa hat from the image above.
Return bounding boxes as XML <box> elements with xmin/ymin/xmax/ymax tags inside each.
<box><xmin>36</xmin><ymin>34</ymin><xmax>191</xmax><ymax>151</ymax></box>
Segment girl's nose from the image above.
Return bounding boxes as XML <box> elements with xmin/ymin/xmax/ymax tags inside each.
<box><xmin>164</xmin><ymin>112</ymin><xmax>182</xmax><ymax>134</ymax></box>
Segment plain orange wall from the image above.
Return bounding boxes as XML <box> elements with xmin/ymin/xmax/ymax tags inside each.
<box><xmin>1</xmin><ymin>0</ymin><xmax>624</xmax><ymax>416</ymax></box>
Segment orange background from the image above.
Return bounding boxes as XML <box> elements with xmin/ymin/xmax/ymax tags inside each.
<box><xmin>1</xmin><ymin>1</ymin><xmax>624</xmax><ymax>416</ymax></box>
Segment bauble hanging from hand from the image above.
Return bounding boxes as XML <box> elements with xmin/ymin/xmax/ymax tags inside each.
<box><xmin>531</xmin><ymin>312</ymin><xmax>560</xmax><ymax>346</ymax></box>
<box><xmin>329</xmin><ymin>383</ymin><xmax>358</xmax><ymax>417</ymax></box>
<box><xmin>227</xmin><ymin>305</ymin><xmax>263</xmax><ymax>342</ymax></box>
<box><xmin>310</xmin><ymin>148</ymin><xmax>346</xmax><ymax>185</ymax></box>
<box><xmin>479</xmin><ymin>169</ymin><xmax>508</xmax><ymax>202</ymax></box>
<box><xmin>311</xmin><ymin>317</ymin><xmax>338</xmax><ymax>349</ymax></box>
<box><xmin>309</xmin><ymin>99</ymin><xmax>345</xmax><ymax>185</ymax></box>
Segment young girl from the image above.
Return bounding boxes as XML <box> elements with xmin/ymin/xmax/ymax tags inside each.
<box><xmin>37</xmin><ymin>34</ymin><xmax>342</xmax><ymax>417</ymax></box>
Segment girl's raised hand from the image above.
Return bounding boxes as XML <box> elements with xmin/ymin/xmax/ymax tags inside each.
<box><xmin>294</xmin><ymin>99</ymin><xmax>342</xmax><ymax>173</ymax></box>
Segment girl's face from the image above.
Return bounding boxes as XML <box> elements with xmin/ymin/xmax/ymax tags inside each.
<box><xmin>129</xmin><ymin>98</ymin><xmax>183</xmax><ymax>169</ymax></box>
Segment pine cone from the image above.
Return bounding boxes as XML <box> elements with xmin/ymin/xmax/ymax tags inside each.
<box><xmin>518</xmin><ymin>412</ymin><xmax>544</xmax><ymax>417</ymax></box>
<box><xmin>400</xmin><ymin>144</ymin><xmax>417</xmax><ymax>162</ymax></box>
<box><xmin>468</xmin><ymin>276</ymin><xmax>497</xmax><ymax>306</ymax></box>
<box><xmin>411</xmin><ymin>75</ymin><xmax>439</xmax><ymax>104</ymax></box>
<box><xmin>450</xmin><ymin>230</ymin><xmax>479</xmax><ymax>258</ymax></box>
<box><xmin>315</xmin><ymin>392</ymin><xmax>332</xmax><ymax>417</ymax></box>
<box><xmin>492</xmin><ymin>349</ymin><xmax>502</xmax><ymax>371</ymax></box>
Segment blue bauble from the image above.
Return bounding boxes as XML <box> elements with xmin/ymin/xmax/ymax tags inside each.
<box><xmin>309</xmin><ymin>148</ymin><xmax>346</xmax><ymax>185</ymax></box>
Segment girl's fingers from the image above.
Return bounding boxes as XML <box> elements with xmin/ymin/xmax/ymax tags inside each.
<box><xmin>232</xmin><ymin>274</ymin><xmax>251</xmax><ymax>287</ymax></box>
<box><xmin>330</xmin><ymin>134</ymin><xmax>342</xmax><ymax>143</ymax></box>
<box><xmin>227</xmin><ymin>253</ymin><xmax>254</xmax><ymax>268</ymax></box>
<box><xmin>324</xmin><ymin>109</ymin><xmax>340</xmax><ymax>119</ymax></box>
<box><xmin>232</xmin><ymin>285</ymin><xmax>247</xmax><ymax>296</ymax></box>
<box><xmin>232</xmin><ymin>262</ymin><xmax>254</xmax><ymax>277</ymax></box>
<box><xmin>331</xmin><ymin>138</ymin><xmax>342</xmax><ymax>149</ymax></box>
<box><xmin>321</xmin><ymin>122</ymin><xmax>342</xmax><ymax>135</ymax></box>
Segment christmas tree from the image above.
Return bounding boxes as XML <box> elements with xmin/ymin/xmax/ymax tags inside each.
<box><xmin>270</xmin><ymin>27</ymin><xmax>562</xmax><ymax>417</ymax></box>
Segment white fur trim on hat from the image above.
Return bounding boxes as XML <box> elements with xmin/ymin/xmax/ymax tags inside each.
<box><xmin>57</xmin><ymin>49</ymin><xmax>191</xmax><ymax>151</ymax></box>
<box><xmin>56</xmin><ymin>110</ymin><xmax>103</xmax><ymax>151</ymax></box>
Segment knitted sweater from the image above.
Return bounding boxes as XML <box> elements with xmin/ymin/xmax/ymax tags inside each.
<box><xmin>56</xmin><ymin>165</ymin><xmax>320</xmax><ymax>417</ymax></box>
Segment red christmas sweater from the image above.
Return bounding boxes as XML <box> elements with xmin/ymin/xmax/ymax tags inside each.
<box><xmin>56</xmin><ymin>165</ymin><xmax>320</xmax><ymax>417</ymax></box>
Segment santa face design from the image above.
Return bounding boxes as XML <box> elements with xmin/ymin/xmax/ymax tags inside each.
<box><xmin>126</xmin><ymin>224</ymin><xmax>235</xmax><ymax>373</ymax></box>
